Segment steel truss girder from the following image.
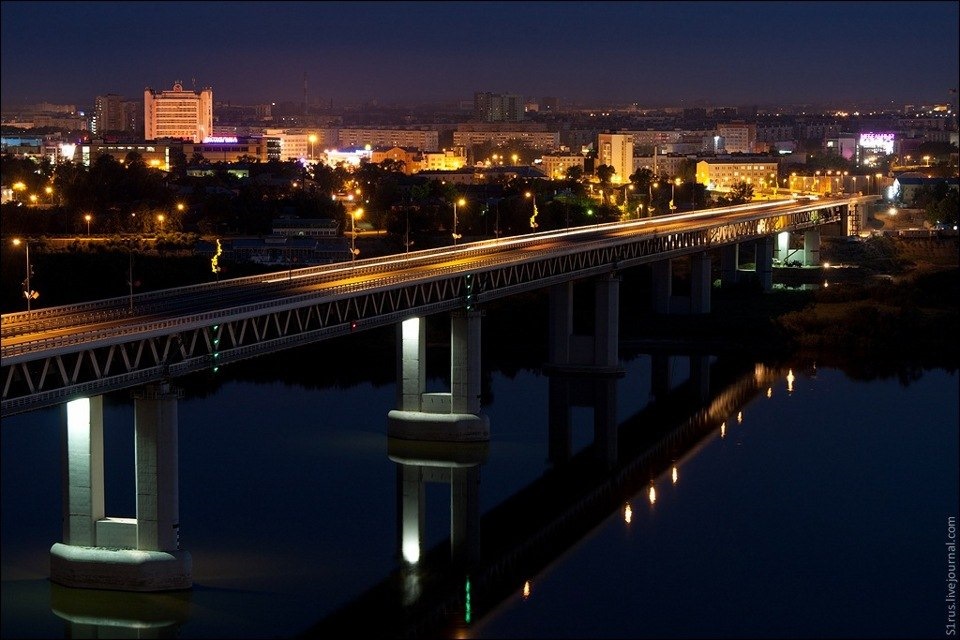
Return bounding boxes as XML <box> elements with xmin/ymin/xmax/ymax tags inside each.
<box><xmin>0</xmin><ymin>206</ymin><xmax>842</xmax><ymax>416</ymax></box>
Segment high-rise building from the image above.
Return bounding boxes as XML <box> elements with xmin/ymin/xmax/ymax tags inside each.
<box><xmin>144</xmin><ymin>82</ymin><xmax>213</xmax><ymax>142</ymax></box>
<box><xmin>474</xmin><ymin>92</ymin><xmax>525</xmax><ymax>122</ymax></box>
<box><xmin>716</xmin><ymin>122</ymin><xmax>758</xmax><ymax>154</ymax></box>
<box><xmin>92</xmin><ymin>94</ymin><xmax>141</xmax><ymax>136</ymax></box>
<box><xmin>597</xmin><ymin>132</ymin><xmax>633</xmax><ymax>183</ymax></box>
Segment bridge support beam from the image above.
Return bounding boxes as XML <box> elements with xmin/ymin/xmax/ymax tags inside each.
<box><xmin>389</xmin><ymin>311</ymin><xmax>489</xmax><ymax>442</ymax></box>
<box><xmin>690</xmin><ymin>252</ymin><xmax>712</xmax><ymax>315</ymax></box>
<box><xmin>50</xmin><ymin>384</ymin><xmax>191</xmax><ymax>592</ymax></box>
<box><xmin>756</xmin><ymin>237</ymin><xmax>774</xmax><ymax>292</ymax></box>
<box><xmin>651</xmin><ymin>260</ymin><xmax>672</xmax><ymax>315</ymax></box>
<box><xmin>804</xmin><ymin>229</ymin><xmax>821</xmax><ymax>266</ymax></box>
<box><xmin>720</xmin><ymin>244</ymin><xmax>739</xmax><ymax>288</ymax></box>
<box><xmin>548</xmin><ymin>274</ymin><xmax>620</xmax><ymax>368</ymax></box>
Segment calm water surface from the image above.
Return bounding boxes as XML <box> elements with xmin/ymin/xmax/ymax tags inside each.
<box><xmin>1</xmin><ymin>349</ymin><xmax>956</xmax><ymax>638</ymax></box>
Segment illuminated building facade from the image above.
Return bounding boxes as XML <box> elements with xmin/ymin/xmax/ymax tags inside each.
<box><xmin>716</xmin><ymin>122</ymin><xmax>759</xmax><ymax>154</ymax></box>
<box><xmin>144</xmin><ymin>82</ymin><xmax>213</xmax><ymax>143</ymax></box>
<box><xmin>597</xmin><ymin>132</ymin><xmax>633</xmax><ymax>183</ymax></box>
<box><xmin>695</xmin><ymin>158</ymin><xmax>778</xmax><ymax>191</ymax></box>
<box><xmin>539</xmin><ymin>153</ymin><xmax>585</xmax><ymax>180</ymax></box>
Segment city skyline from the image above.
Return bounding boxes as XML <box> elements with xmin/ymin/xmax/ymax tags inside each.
<box><xmin>1</xmin><ymin>1</ymin><xmax>958</xmax><ymax>109</ymax></box>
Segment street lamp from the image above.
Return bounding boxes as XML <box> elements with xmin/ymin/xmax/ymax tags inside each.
<box><xmin>670</xmin><ymin>177</ymin><xmax>680</xmax><ymax>211</ymax></box>
<box><xmin>84</xmin><ymin>214</ymin><xmax>92</xmax><ymax>236</ymax></box>
<box><xmin>923</xmin><ymin>155</ymin><xmax>931</xmax><ymax>167</ymax></box>
<box><xmin>649</xmin><ymin>181</ymin><xmax>659</xmax><ymax>216</ymax></box>
<box><xmin>157</xmin><ymin>214</ymin><xmax>165</xmax><ymax>233</ymax></box>
<box><xmin>308</xmin><ymin>134</ymin><xmax>318</xmax><ymax>162</ymax></box>
<box><xmin>452</xmin><ymin>198</ymin><xmax>465</xmax><ymax>244</ymax></box>
<box><xmin>11</xmin><ymin>238</ymin><xmax>37</xmax><ymax>317</ymax></box>
<box><xmin>350</xmin><ymin>208</ymin><xmax>363</xmax><ymax>261</ymax></box>
<box><xmin>45</xmin><ymin>185</ymin><xmax>53</xmax><ymax>204</ymax></box>
<box><xmin>874</xmin><ymin>173</ymin><xmax>882</xmax><ymax>195</ymax></box>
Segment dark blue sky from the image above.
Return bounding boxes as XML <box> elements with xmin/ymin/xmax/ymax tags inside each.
<box><xmin>2</xmin><ymin>1</ymin><xmax>957</xmax><ymax>108</ymax></box>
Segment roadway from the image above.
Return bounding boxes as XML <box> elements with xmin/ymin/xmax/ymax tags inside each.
<box><xmin>0</xmin><ymin>198</ymin><xmax>844</xmax><ymax>360</ymax></box>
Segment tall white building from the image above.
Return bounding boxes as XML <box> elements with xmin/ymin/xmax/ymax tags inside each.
<box><xmin>144</xmin><ymin>82</ymin><xmax>213</xmax><ymax>143</ymax></box>
<box><xmin>597</xmin><ymin>133</ymin><xmax>633</xmax><ymax>183</ymax></box>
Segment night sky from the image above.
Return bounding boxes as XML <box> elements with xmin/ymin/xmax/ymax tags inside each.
<box><xmin>1</xmin><ymin>1</ymin><xmax>958</xmax><ymax>108</ymax></box>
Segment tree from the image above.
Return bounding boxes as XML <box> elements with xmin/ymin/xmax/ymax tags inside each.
<box><xmin>596</xmin><ymin>164</ymin><xmax>616</xmax><ymax>185</ymax></box>
<box><xmin>718</xmin><ymin>181</ymin><xmax>754</xmax><ymax>206</ymax></box>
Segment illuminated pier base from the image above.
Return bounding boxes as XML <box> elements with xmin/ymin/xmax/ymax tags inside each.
<box><xmin>51</xmin><ymin>384</ymin><xmax>191</xmax><ymax>592</ymax></box>
<box><xmin>652</xmin><ymin>253</ymin><xmax>712</xmax><ymax>315</ymax></box>
<box><xmin>388</xmin><ymin>311</ymin><xmax>489</xmax><ymax>442</ymax></box>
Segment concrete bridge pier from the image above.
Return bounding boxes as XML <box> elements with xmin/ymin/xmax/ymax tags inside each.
<box><xmin>690</xmin><ymin>355</ymin><xmax>712</xmax><ymax>402</ymax></box>
<box><xmin>720</xmin><ymin>244</ymin><xmax>739</xmax><ymax>288</ymax></box>
<box><xmin>546</xmin><ymin>274</ymin><xmax>623</xmax><ymax>468</ymax></box>
<box><xmin>653</xmin><ymin>253</ymin><xmax>712</xmax><ymax>314</ymax></box>
<box><xmin>651</xmin><ymin>354</ymin><xmax>673</xmax><ymax>399</ymax></box>
<box><xmin>388</xmin><ymin>311</ymin><xmax>490</xmax><ymax>442</ymax></box>
<box><xmin>50</xmin><ymin>384</ymin><xmax>191</xmax><ymax>592</ymax></box>
<box><xmin>756</xmin><ymin>236</ymin><xmax>774</xmax><ymax>291</ymax></box>
<box><xmin>804</xmin><ymin>229</ymin><xmax>821</xmax><ymax>266</ymax></box>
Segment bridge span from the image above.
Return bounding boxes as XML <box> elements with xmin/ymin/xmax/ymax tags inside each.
<box><xmin>2</xmin><ymin>195</ymin><xmax>875</xmax><ymax>418</ymax></box>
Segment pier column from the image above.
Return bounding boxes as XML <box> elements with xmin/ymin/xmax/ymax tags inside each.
<box><xmin>51</xmin><ymin>385</ymin><xmax>191</xmax><ymax>592</ymax></box>
<box><xmin>720</xmin><ymin>244</ymin><xmax>739</xmax><ymax>288</ymax></box>
<box><xmin>756</xmin><ymin>236</ymin><xmax>774</xmax><ymax>291</ymax></box>
<box><xmin>397</xmin><ymin>317</ymin><xmax>426</xmax><ymax>412</ymax></box>
<box><xmin>62</xmin><ymin>397</ymin><xmax>105</xmax><ymax>547</ymax></box>
<box><xmin>451</xmin><ymin>310</ymin><xmax>482</xmax><ymax>415</ymax></box>
<box><xmin>547</xmin><ymin>376</ymin><xmax>572</xmax><ymax>464</ymax></box>
<box><xmin>548</xmin><ymin>282</ymin><xmax>573</xmax><ymax>366</ymax></box>
<box><xmin>690</xmin><ymin>252</ymin><xmax>712</xmax><ymax>315</ymax></box>
<box><xmin>594</xmin><ymin>274</ymin><xmax>620</xmax><ymax>368</ymax></box>
<box><xmin>134</xmin><ymin>383</ymin><xmax>181</xmax><ymax>553</ymax></box>
<box><xmin>803</xmin><ymin>229</ymin><xmax>821</xmax><ymax>266</ymax></box>
<box><xmin>652</xmin><ymin>259</ymin><xmax>672</xmax><ymax>314</ymax></box>
<box><xmin>775</xmin><ymin>231</ymin><xmax>790</xmax><ymax>263</ymax></box>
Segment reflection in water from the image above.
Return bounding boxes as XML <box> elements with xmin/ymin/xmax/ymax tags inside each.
<box><xmin>50</xmin><ymin>582</ymin><xmax>191</xmax><ymax>638</ymax></box>
<box><xmin>623</xmin><ymin>503</ymin><xmax>632</xmax><ymax>524</ymax></box>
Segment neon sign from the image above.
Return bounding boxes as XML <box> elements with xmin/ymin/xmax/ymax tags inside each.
<box><xmin>202</xmin><ymin>136</ymin><xmax>239</xmax><ymax>144</ymax></box>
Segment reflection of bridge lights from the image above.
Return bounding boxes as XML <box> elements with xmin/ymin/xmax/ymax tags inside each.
<box><xmin>648</xmin><ymin>485</ymin><xmax>657</xmax><ymax>505</ymax></box>
<box><xmin>766</xmin><ymin>387</ymin><xmax>773</xmax><ymax>398</ymax></box>
<box><xmin>787</xmin><ymin>369</ymin><xmax>795</xmax><ymax>393</ymax></box>
<box><xmin>523</xmin><ymin>580</ymin><xmax>531</xmax><ymax>599</ymax></box>
<box><xmin>737</xmin><ymin>411</ymin><xmax>743</xmax><ymax>424</ymax></box>
<box><xmin>624</xmin><ymin>503</ymin><xmax>633</xmax><ymax>524</ymax></box>
<box><xmin>823</xmin><ymin>280</ymin><xmax>829</xmax><ymax>288</ymax></box>
<box><xmin>721</xmin><ymin>421</ymin><xmax>726</xmax><ymax>438</ymax></box>
<box><xmin>672</xmin><ymin>465</ymin><xmax>679</xmax><ymax>485</ymax></box>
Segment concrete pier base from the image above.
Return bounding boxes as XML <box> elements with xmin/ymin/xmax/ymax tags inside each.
<box><xmin>387</xmin><ymin>410</ymin><xmax>490</xmax><ymax>441</ymax></box>
<box><xmin>50</xmin><ymin>544</ymin><xmax>192</xmax><ymax>592</ymax></box>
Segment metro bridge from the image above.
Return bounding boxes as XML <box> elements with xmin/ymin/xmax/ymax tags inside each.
<box><xmin>1</xmin><ymin>195</ymin><xmax>875</xmax><ymax>419</ymax></box>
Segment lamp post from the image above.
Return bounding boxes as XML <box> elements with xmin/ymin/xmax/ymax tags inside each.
<box><xmin>874</xmin><ymin>173</ymin><xmax>883</xmax><ymax>195</ymax></box>
<box><xmin>308</xmin><ymin>133</ymin><xmax>318</xmax><ymax>162</ymax></box>
<box><xmin>351</xmin><ymin>208</ymin><xmax>363</xmax><ymax>261</ymax></box>
<box><xmin>452</xmin><ymin>197</ymin><xmax>465</xmax><ymax>245</ymax></box>
<box><xmin>11</xmin><ymin>238</ymin><xmax>37</xmax><ymax>317</ymax></box>
<box><xmin>157</xmin><ymin>214</ymin><xmax>165</xmax><ymax>233</ymax></box>
<box><xmin>84</xmin><ymin>214</ymin><xmax>92</xmax><ymax>236</ymax></box>
<box><xmin>649</xmin><ymin>181</ymin><xmax>659</xmax><ymax>216</ymax></box>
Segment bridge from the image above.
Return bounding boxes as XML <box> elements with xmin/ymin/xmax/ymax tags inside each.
<box><xmin>0</xmin><ymin>194</ymin><xmax>875</xmax><ymax>593</ymax></box>
<box><xmin>1</xmin><ymin>195</ymin><xmax>874</xmax><ymax>417</ymax></box>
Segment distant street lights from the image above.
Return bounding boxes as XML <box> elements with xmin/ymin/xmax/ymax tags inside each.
<box><xmin>351</xmin><ymin>208</ymin><xmax>363</xmax><ymax>261</ymax></box>
<box><xmin>157</xmin><ymin>214</ymin><xmax>165</xmax><ymax>233</ymax></box>
<box><xmin>11</xmin><ymin>238</ymin><xmax>37</xmax><ymax>317</ymax></box>
<box><xmin>84</xmin><ymin>214</ymin><xmax>92</xmax><ymax>236</ymax></box>
<box><xmin>452</xmin><ymin>198</ymin><xmax>465</xmax><ymax>245</ymax></box>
